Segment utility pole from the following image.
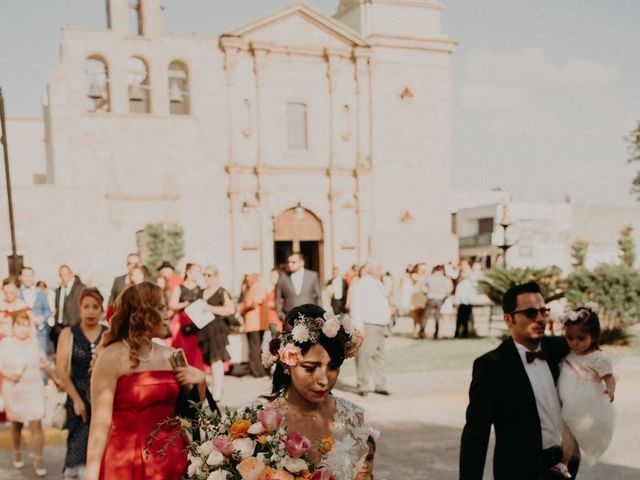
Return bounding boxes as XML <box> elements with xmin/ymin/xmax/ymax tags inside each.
<box><xmin>0</xmin><ymin>88</ymin><xmax>21</xmax><ymax>276</ymax></box>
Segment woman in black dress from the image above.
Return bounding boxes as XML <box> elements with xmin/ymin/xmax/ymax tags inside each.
<box><xmin>198</xmin><ymin>265</ymin><xmax>235</xmax><ymax>402</ymax></box>
<box><xmin>169</xmin><ymin>263</ymin><xmax>207</xmax><ymax>371</ymax></box>
<box><xmin>56</xmin><ymin>288</ymin><xmax>107</xmax><ymax>479</ymax></box>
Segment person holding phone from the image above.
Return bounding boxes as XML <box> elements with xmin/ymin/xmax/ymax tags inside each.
<box><xmin>86</xmin><ymin>282</ymin><xmax>206</xmax><ymax>480</ymax></box>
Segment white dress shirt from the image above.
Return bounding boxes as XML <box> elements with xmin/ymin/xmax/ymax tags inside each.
<box><xmin>514</xmin><ymin>341</ymin><xmax>564</xmax><ymax>448</ymax></box>
<box><xmin>349</xmin><ymin>275</ymin><xmax>391</xmax><ymax>329</ymax></box>
<box><xmin>290</xmin><ymin>268</ymin><xmax>304</xmax><ymax>296</ymax></box>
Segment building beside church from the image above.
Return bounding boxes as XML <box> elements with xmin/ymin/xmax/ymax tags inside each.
<box><xmin>1</xmin><ymin>0</ymin><xmax>458</xmax><ymax>292</ymax></box>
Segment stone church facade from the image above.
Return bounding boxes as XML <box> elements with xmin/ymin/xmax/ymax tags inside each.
<box><xmin>2</xmin><ymin>0</ymin><xmax>457</xmax><ymax>291</ymax></box>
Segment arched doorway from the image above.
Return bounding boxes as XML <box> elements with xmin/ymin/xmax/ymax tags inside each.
<box><xmin>273</xmin><ymin>207</ymin><xmax>324</xmax><ymax>280</ymax></box>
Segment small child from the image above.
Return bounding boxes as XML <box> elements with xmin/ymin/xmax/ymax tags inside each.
<box><xmin>554</xmin><ymin>302</ymin><xmax>616</xmax><ymax>478</ymax></box>
<box><xmin>0</xmin><ymin>311</ymin><xmax>60</xmax><ymax>476</ymax></box>
<box><xmin>356</xmin><ymin>435</ymin><xmax>377</xmax><ymax>480</ymax></box>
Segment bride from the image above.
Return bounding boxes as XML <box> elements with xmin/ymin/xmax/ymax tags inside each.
<box><xmin>261</xmin><ymin>304</ymin><xmax>370</xmax><ymax>480</ymax></box>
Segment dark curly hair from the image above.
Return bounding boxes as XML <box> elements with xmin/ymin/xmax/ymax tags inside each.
<box><xmin>564</xmin><ymin>307</ymin><xmax>601</xmax><ymax>351</ymax></box>
<box><xmin>267</xmin><ymin>304</ymin><xmax>350</xmax><ymax>399</ymax></box>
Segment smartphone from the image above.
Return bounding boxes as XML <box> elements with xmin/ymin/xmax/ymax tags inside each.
<box><xmin>169</xmin><ymin>348</ymin><xmax>188</xmax><ymax>370</ymax></box>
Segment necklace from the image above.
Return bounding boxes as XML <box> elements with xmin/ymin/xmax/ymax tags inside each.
<box><xmin>286</xmin><ymin>398</ymin><xmax>324</xmax><ymax>424</ymax></box>
<box><xmin>122</xmin><ymin>339</ymin><xmax>154</xmax><ymax>362</ymax></box>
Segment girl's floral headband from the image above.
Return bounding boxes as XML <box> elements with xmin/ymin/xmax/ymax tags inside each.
<box><xmin>261</xmin><ymin>311</ymin><xmax>363</xmax><ymax>369</ymax></box>
<box><xmin>558</xmin><ymin>301</ymin><xmax>599</xmax><ymax>325</ymax></box>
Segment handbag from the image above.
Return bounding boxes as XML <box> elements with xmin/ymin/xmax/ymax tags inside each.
<box><xmin>51</xmin><ymin>331</ymin><xmax>73</xmax><ymax>430</ymax></box>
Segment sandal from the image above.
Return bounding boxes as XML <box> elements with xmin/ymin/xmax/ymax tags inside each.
<box><xmin>551</xmin><ymin>463</ymin><xmax>572</xmax><ymax>479</ymax></box>
<box><xmin>34</xmin><ymin>456</ymin><xmax>47</xmax><ymax>477</ymax></box>
<box><xmin>12</xmin><ymin>450</ymin><xmax>24</xmax><ymax>469</ymax></box>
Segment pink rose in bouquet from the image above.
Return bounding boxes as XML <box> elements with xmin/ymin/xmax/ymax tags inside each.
<box><xmin>284</xmin><ymin>431</ymin><xmax>311</xmax><ymax>458</ymax></box>
<box><xmin>213</xmin><ymin>435</ymin><xmax>235</xmax><ymax>457</ymax></box>
<box><xmin>258</xmin><ymin>405</ymin><xmax>283</xmax><ymax>432</ymax></box>
<box><xmin>310</xmin><ymin>468</ymin><xmax>336</xmax><ymax>480</ymax></box>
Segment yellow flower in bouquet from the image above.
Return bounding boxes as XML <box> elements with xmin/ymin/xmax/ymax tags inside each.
<box><xmin>229</xmin><ymin>419</ymin><xmax>252</xmax><ymax>439</ymax></box>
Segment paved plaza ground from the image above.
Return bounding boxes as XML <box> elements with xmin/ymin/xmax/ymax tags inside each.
<box><xmin>2</xmin><ymin>317</ymin><xmax>640</xmax><ymax>479</ymax></box>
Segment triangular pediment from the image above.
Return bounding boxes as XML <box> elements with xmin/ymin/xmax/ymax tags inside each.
<box><xmin>223</xmin><ymin>2</ymin><xmax>367</xmax><ymax>49</ymax></box>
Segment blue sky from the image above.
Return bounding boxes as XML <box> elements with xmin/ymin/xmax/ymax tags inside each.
<box><xmin>1</xmin><ymin>0</ymin><xmax>639</xmax><ymax>206</ymax></box>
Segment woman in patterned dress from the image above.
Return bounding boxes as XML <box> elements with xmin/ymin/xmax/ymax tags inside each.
<box><xmin>56</xmin><ymin>288</ymin><xmax>107</xmax><ymax>479</ymax></box>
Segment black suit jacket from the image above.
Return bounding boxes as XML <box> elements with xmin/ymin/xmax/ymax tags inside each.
<box><xmin>275</xmin><ymin>269</ymin><xmax>322</xmax><ymax>320</ymax></box>
<box><xmin>459</xmin><ymin>336</ymin><xmax>570</xmax><ymax>480</ymax></box>
<box><xmin>108</xmin><ymin>274</ymin><xmax>128</xmax><ymax>304</ymax></box>
<box><xmin>53</xmin><ymin>276</ymin><xmax>86</xmax><ymax>327</ymax></box>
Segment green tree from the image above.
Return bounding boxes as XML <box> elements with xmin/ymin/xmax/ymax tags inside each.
<box><xmin>143</xmin><ymin>222</ymin><xmax>184</xmax><ymax>275</ymax></box>
<box><xmin>566</xmin><ymin>264</ymin><xmax>640</xmax><ymax>333</ymax></box>
<box><xmin>476</xmin><ymin>266</ymin><xmax>564</xmax><ymax>308</ymax></box>
<box><xmin>627</xmin><ymin>120</ymin><xmax>640</xmax><ymax>199</ymax></box>
<box><xmin>570</xmin><ymin>239</ymin><xmax>589</xmax><ymax>271</ymax></box>
<box><xmin>618</xmin><ymin>225</ymin><xmax>636</xmax><ymax>267</ymax></box>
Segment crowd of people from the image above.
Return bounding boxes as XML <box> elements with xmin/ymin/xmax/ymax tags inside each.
<box><xmin>0</xmin><ymin>252</ymin><xmax>621</xmax><ymax>479</ymax></box>
<box><xmin>0</xmin><ymin>251</ymin><xmax>389</xmax><ymax>479</ymax></box>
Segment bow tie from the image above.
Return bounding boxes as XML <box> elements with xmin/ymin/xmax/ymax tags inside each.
<box><xmin>526</xmin><ymin>350</ymin><xmax>547</xmax><ymax>363</ymax></box>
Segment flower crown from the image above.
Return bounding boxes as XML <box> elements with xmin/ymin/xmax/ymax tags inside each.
<box><xmin>261</xmin><ymin>311</ymin><xmax>363</xmax><ymax>369</ymax></box>
<box><xmin>558</xmin><ymin>301</ymin><xmax>599</xmax><ymax>325</ymax></box>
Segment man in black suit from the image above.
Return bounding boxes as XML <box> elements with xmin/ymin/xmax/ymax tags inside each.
<box><xmin>326</xmin><ymin>266</ymin><xmax>348</xmax><ymax>314</ymax></box>
<box><xmin>459</xmin><ymin>282</ymin><xmax>577</xmax><ymax>480</ymax></box>
<box><xmin>108</xmin><ymin>253</ymin><xmax>140</xmax><ymax>305</ymax></box>
<box><xmin>51</xmin><ymin>264</ymin><xmax>86</xmax><ymax>351</ymax></box>
<box><xmin>275</xmin><ymin>252</ymin><xmax>321</xmax><ymax>321</ymax></box>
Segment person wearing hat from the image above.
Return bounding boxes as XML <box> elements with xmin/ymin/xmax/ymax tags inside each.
<box><xmin>157</xmin><ymin>261</ymin><xmax>183</xmax><ymax>318</ymax></box>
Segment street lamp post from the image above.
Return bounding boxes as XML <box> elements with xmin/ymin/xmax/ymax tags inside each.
<box><xmin>0</xmin><ymin>88</ymin><xmax>21</xmax><ymax>276</ymax></box>
<box><xmin>497</xmin><ymin>201</ymin><xmax>512</xmax><ymax>267</ymax></box>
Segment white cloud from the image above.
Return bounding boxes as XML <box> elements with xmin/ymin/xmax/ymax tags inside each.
<box><xmin>460</xmin><ymin>84</ymin><xmax>529</xmax><ymax>110</ymax></box>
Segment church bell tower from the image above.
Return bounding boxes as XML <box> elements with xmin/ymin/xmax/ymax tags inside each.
<box><xmin>334</xmin><ymin>0</ymin><xmax>445</xmax><ymax>42</ymax></box>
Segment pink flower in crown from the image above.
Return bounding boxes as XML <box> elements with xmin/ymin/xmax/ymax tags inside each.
<box><xmin>310</xmin><ymin>468</ymin><xmax>336</xmax><ymax>480</ymax></box>
<box><xmin>213</xmin><ymin>435</ymin><xmax>235</xmax><ymax>457</ymax></box>
<box><xmin>279</xmin><ymin>344</ymin><xmax>303</xmax><ymax>367</ymax></box>
<box><xmin>258</xmin><ymin>405</ymin><xmax>283</xmax><ymax>432</ymax></box>
<box><xmin>284</xmin><ymin>431</ymin><xmax>311</xmax><ymax>458</ymax></box>
<box><xmin>321</xmin><ymin>318</ymin><xmax>341</xmax><ymax>338</ymax></box>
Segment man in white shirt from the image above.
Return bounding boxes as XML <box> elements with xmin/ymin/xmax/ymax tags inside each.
<box><xmin>459</xmin><ymin>282</ymin><xmax>576</xmax><ymax>480</ymax></box>
<box><xmin>51</xmin><ymin>264</ymin><xmax>85</xmax><ymax>351</ymax></box>
<box><xmin>349</xmin><ymin>258</ymin><xmax>392</xmax><ymax>397</ymax></box>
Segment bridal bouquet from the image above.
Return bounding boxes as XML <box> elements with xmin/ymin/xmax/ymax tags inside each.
<box><xmin>184</xmin><ymin>403</ymin><xmax>336</xmax><ymax>480</ymax></box>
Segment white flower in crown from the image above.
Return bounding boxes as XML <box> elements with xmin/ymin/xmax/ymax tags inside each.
<box><xmin>322</xmin><ymin>317</ymin><xmax>341</xmax><ymax>338</ymax></box>
<box><xmin>341</xmin><ymin>314</ymin><xmax>355</xmax><ymax>335</ymax></box>
<box><xmin>584</xmin><ymin>301</ymin><xmax>599</xmax><ymax>313</ymax></box>
<box><xmin>291</xmin><ymin>324</ymin><xmax>311</xmax><ymax>343</ymax></box>
<box><xmin>568</xmin><ymin>311</ymin><xmax>579</xmax><ymax>321</ymax></box>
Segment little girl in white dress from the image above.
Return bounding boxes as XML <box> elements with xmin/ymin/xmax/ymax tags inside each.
<box><xmin>556</xmin><ymin>303</ymin><xmax>616</xmax><ymax>477</ymax></box>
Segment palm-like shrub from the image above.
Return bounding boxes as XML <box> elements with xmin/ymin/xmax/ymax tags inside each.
<box><xmin>477</xmin><ymin>266</ymin><xmax>564</xmax><ymax>308</ymax></box>
<box><xmin>565</xmin><ymin>264</ymin><xmax>640</xmax><ymax>332</ymax></box>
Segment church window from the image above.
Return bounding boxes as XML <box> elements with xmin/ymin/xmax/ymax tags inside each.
<box><xmin>129</xmin><ymin>1</ymin><xmax>143</xmax><ymax>36</ymax></box>
<box><xmin>128</xmin><ymin>56</ymin><xmax>150</xmax><ymax>113</ymax></box>
<box><xmin>168</xmin><ymin>61</ymin><xmax>189</xmax><ymax>115</ymax></box>
<box><xmin>86</xmin><ymin>56</ymin><xmax>110</xmax><ymax>113</ymax></box>
<box><xmin>287</xmin><ymin>103</ymin><xmax>308</xmax><ymax>150</ymax></box>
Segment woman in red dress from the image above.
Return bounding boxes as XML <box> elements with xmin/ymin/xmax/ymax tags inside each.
<box><xmin>86</xmin><ymin>282</ymin><xmax>206</xmax><ymax>480</ymax></box>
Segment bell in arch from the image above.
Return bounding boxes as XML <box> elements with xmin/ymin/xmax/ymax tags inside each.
<box><xmin>129</xmin><ymin>83</ymin><xmax>146</xmax><ymax>101</ymax></box>
<box><xmin>169</xmin><ymin>82</ymin><xmax>184</xmax><ymax>103</ymax></box>
<box><xmin>88</xmin><ymin>81</ymin><xmax>105</xmax><ymax>100</ymax></box>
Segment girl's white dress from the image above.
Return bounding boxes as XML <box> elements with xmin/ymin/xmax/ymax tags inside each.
<box><xmin>557</xmin><ymin>350</ymin><xmax>615</xmax><ymax>467</ymax></box>
<box><xmin>0</xmin><ymin>336</ymin><xmax>47</xmax><ymax>422</ymax></box>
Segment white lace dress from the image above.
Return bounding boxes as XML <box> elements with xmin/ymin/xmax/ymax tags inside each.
<box><xmin>557</xmin><ymin>350</ymin><xmax>615</xmax><ymax>467</ymax></box>
<box><xmin>271</xmin><ymin>395</ymin><xmax>370</xmax><ymax>480</ymax></box>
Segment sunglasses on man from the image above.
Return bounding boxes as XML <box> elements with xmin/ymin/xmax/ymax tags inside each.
<box><xmin>510</xmin><ymin>307</ymin><xmax>551</xmax><ymax>319</ymax></box>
